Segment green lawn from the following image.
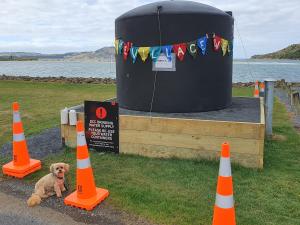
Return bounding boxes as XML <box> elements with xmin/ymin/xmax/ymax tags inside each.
<box><xmin>0</xmin><ymin>80</ymin><xmax>115</xmax><ymax>147</ymax></box>
<box><xmin>0</xmin><ymin>82</ymin><xmax>299</xmax><ymax>225</ymax></box>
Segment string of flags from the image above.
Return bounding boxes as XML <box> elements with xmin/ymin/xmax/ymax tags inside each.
<box><xmin>114</xmin><ymin>34</ymin><xmax>232</xmax><ymax>63</ymax></box>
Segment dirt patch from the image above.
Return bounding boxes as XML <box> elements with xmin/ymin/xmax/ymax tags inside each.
<box><xmin>271</xmin><ymin>134</ymin><xmax>287</xmax><ymax>141</ymax></box>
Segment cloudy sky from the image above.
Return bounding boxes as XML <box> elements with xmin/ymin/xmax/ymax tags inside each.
<box><xmin>0</xmin><ymin>0</ymin><xmax>299</xmax><ymax>58</ymax></box>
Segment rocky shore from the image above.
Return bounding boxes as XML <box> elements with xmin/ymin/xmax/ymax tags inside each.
<box><xmin>1</xmin><ymin>74</ymin><xmax>300</xmax><ymax>87</ymax></box>
<box><xmin>0</xmin><ymin>74</ymin><xmax>116</xmax><ymax>84</ymax></box>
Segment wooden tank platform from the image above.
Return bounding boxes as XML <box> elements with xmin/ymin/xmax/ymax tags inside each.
<box><xmin>61</xmin><ymin>97</ymin><xmax>265</xmax><ymax>168</ymax></box>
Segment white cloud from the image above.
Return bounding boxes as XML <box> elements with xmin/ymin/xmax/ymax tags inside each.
<box><xmin>0</xmin><ymin>0</ymin><xmax>299</xmax><ymax>58</ymax></box>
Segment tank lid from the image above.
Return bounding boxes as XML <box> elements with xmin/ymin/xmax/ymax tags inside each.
<box><xmin>116</xmin><ymin>1</ymin><xmax>230</xmax><ymax>21</ymax></box>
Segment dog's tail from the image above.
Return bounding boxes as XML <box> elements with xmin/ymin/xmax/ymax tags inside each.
<box><xmin>27</xmin><ymin>193</ymin><xmax>41</xmax><ymax>207</ymax></box>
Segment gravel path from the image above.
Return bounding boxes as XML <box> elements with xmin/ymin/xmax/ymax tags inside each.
<box><xmin>0</xmin><ymin>179</ymin><xmax>157</xmax><ymax>225</ymax></box>
<box><xmin>1</xmin><ymin>127</ymin><xmax>63</xmax><ymax>159</ymax></box>
<box><xmin>0</xmin><ymin>191</ymin><xmax>87</xmax><ymax>225</ymax></box>
<box><xmin>274</xmin><ymin>88</ymin><xmax>300</xmax><ymax>129</ymax></box>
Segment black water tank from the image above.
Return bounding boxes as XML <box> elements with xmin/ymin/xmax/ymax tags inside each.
<box><xmin>115</xmin><ymin>1</ymin><xmax>234</xmax><ymax>113</ymax></box>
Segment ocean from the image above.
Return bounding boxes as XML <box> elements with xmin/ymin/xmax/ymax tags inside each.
<box><xmin>0</xmin><ymin>59</ymin><xmax>299</xmax><ymax>82</ymax></box>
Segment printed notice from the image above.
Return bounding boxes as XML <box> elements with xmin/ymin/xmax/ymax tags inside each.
<box><xmin>152</xmin><ymin>53</ymin><xmax>176</xmax><ymax>71</ymax></box>
<box><xmin>84</xmin><ymin>101</ymin><xmax>119</xmax><ymax>153</ymax></box>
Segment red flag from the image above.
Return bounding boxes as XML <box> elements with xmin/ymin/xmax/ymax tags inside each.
<box><xmin>173</xmin><ymin>43</ymin><xmax>187</xmax><ymax>61</ymax></box>
<box><xmin>123</xmin><ymin>42</ymin><xmax>132</xmax><ymax>60</ymax></box>
<box><xmin>213</xmin><ymin>35</ymin><xmax>222</xmax><ymax>51</ymax></box>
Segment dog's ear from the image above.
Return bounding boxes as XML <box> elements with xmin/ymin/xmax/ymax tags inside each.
<box><xmin>64</xmin><ymin>163</ymin><xmax>70</xmax><ymax>173</ymax></box>
<box><xmin>50</xmin><ymin>164</ymin><xmax>55</xmax><ymax>173</ymax></box>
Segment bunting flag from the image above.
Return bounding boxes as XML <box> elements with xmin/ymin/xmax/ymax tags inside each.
<box><xmin>221</xmin><ymin>39</ymin><xmax>229</xmax><ymax>56</ymax></box>
<box><xmin>197</xmin><ymin>36</ymin><xmax>208</xmax><ymax>55</ymax></box>
<box><xmin>123</xmin><ymin>42</ymin><xmax>132</xmax><ymax>60</ymax></box>
<box><xmin>118</xmin><ymin>40</ymin><xmax>124</xmax><ymax>54</ymax></box>
<box><xmin>115</xmin><ymin>33</ymin><xmax>230</xmax><ymax>64</ymax></box>
<box><xmin>114</xmin><ymin>39</ymin><xmax>119</xmax><ymax>55</ymax></box>
<box><xmin>213</xmin><ymin>35</ymin><xmax>222</xmax><ymax>52</ymax></box>
<box><xmin>161</xmin><ymin>45</ymin><xmax>173</xmax><ymax>61</ymax></box>
<box><xmin>138</xmin><ymin>47</ymin><xmax>150</xmax><ymax>62</ymax></box>
<box><xmin>150</xmin><ymin>46</ymin><xmax>161</xmax><ymax>62</ymax></box>
<box><xmin>173</xmin><ymin>43</ymin><xmax>187</xmax><ymax>61</ymax></box>
<box><xmin>187</xmin><ymin>41</ymin><xmax>197</xmax><ymax>58</ymax></box>
<box><xmin>130</xmin><ymin>46</ymin><xmax>138</xmax><ymax>63</ymax></box>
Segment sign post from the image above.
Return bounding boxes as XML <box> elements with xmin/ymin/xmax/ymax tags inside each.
<box><xmin>84</xmin><ymin>101</ymin><xmax>119</xmax><ymax>153</ymax></box>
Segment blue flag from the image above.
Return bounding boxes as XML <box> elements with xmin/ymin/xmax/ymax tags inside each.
<box><xmin>161</xmin><ymin>45</ymin><xmax>173</xmax><ymax>61</ymax></box>
<box><xmin>197</xmin><ymin>36</ymin><xmax>208</xmax><ymax>55</ymax></box>
<box><xmin>150</xmin><ymin>47</ymin><xmax>161</xmax><ymax>62</ymax></box>
<box><xmin>130</xmin><ymin>46</ymin><xmax>138</xmax><ymax>63</ymax></box>
<box><xmin>118</xmin><ymin>40</ymin><xmax>124</xmax><ymax>55</ymax></box>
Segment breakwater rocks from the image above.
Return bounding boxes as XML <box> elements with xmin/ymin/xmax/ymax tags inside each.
<box><xmin>1</xmin><ymin>75</ymin><xmax>300</xmax><ymax>87</ymax></box>
<box><xmin>233</xmin><ymin>79</ymin><xmax>300</xmax><ymax>88</ymax></box>
<box><xmin>0</xmin><ymin>74</ymin><xmax>116</xmax><ymax>84</ymax></box>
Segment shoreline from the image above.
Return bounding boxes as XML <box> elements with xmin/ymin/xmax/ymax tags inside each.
<box><xmin>0</xmin><ymin>74</ymin><xmax>116</xmax><ymax>84</ymax></box>
<box><xmin>1</xmin><ymin>74</ymin><xmax>300</xmax><ymax>87</ymax></box>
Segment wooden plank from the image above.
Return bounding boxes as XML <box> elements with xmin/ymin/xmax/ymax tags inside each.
<box><xmin>120</xmin><ymin>143</ymin><xmax>262</xmax><ymax>168</ymax></box>
<box><xmin>120</xmin><ymin>115</ymin><xmax>263</xmax><ymax>140</ymax></box>
<box><xmin>120</xmin><ymin>130</ymin><xmax>261</xmax><ymax>155</ymax></box>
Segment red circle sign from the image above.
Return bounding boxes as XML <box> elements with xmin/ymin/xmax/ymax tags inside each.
<box><xmin>96</xmin><ymin>107</ymin><xmax>107</xmax><ymax>119</ymax></box>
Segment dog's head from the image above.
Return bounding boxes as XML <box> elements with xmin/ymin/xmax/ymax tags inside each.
<box><xmin>50</xmin><ymin>163</ymin><xmax>70</xmax><ymax>178</ymax></box>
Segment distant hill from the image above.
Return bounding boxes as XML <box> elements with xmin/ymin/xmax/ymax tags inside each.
<box><xmin>252</xmin><ymin>44</ymin><xmax>300</xmax><ymax>60</ymax></box>
<box><xmin>0</xmin><ymin>47</ymin><xmax>115</xmax><ymax>62</ymax></box>
<box><xmin>64</xmin><ymin>47</ymin><xmax>115</xmax><ymax>62</ymax></box>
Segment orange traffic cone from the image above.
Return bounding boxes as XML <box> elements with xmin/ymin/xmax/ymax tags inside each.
<box><xmin>259</xmin><ymin>82</ymin><xmax>265</xmax><ymax>97</ymax></box>
<box><xmin>212</xmin><ymin>142</ymin><xmax>236</xmax><ymax>225</ymax></box>
<box><xmin>253</xmin><ymin>80</ymin><xmax>259</xmax><ymax>97</ymax></box>
<box><xmin>64</xmin><ymin>120</ymin><xmax>109</xmax><ymax>210</ymax></box>
<box><xmin>2</xmin><ymin>102</ymin><xmax>41</xmax><ymax>178</ymax></box>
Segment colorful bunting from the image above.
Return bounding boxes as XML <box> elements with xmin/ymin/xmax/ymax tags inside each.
<box><xmin>187</xmin><ymin>41</ymin><xmax>198</xmax><ymax>58</ymax></box>
<box><xmin>173</xmin><ymin>43</ymin><xmax>187</xmax><ymax>61</ymax></box>
<box><xmin>221</xmin><ymin>39</ymin><xmax>229</xmax><ymax>56</ymax></box>
<box><xmin>130</xmin><ymin>46</ymin><xmax>138</xmax><ymax>63</ymax></box>
<box><xmin>138</xmin><ymin>47</ymin><xmax>150</xmax><ymax>62</ymax></box>
<box><xmin>197</xmin><ymin>36</ymin><xmax>208</xmax><ymax>55</ymax></box>
<box><xmin>118</xmin><ymin>40</ymin><xmax>124</xmax><ymax>54</ymax></box>
<box><xmin>114</xmin><ymin>39</ymin><xmax>119</xmax><ymax>55</ymax></box>
<box><xmin>123</xmin><ymin>42</ymin><xmax>132</xmax><ymax>60</ymax></box>
<box><xmin>161</xmin><ymin>45</ymin><xmax>173</xmax><ymax>61</ymax></box>
<box><xmin>213</xmin><ymin>35</ymin><xmax>222</xmax><ymax>52</ymax></box>
<box><xmin>150</xmin><ymin>47</ymin><xmax>161</xmax><ymax>62</ymax></box>
<box><xmin>115</xmin><ymin>33</ymin><xmax>230</xmax><ymax>64</ymax></box>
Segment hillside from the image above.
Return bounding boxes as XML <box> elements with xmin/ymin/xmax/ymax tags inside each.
<box><xmin>64</xmin><ymin>47</ymin><xmax>115</xmax><ymax>62</ymax></box>
<box><xmin>252</xmin><ymin>44</ymin><xmax>300</xmax><ymax>60</ymax></box>
<box><xmin>0</xmin><ymin>47</ymin><xmax>115</xmax><ymax>62</ymax></box>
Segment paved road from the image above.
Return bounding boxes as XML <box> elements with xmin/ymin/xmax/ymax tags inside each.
<box><xmin>0</xmin><ymin>192</ymin><xmax>86</xmax><ymax>225</ymax></box>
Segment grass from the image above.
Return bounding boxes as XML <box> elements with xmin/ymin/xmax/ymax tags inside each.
<box><xmin>1</xmin><ymin>82</ymin><xmax>300</xmax><ymax>224</ymax></box>
<box><xmin>0</xmin><ymin>80</ymin><xmax>115</xmax><ymax>147</ymax></box>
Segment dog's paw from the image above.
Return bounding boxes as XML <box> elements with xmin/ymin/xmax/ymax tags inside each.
<box><xmin>61</xmin><ymin>187</ymin><xmax>66</xmax><ymax>192</ymax></box>
<box><xmin>56</xmin><ymin>193</ymin><xmax>62</xmax><ymax>198</ymax></box>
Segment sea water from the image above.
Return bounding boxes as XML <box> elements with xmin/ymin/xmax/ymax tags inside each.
<box><xmin>0</xmin><ymin>59</ymin><xmax>299</xmax><ymax>82</ymax></box>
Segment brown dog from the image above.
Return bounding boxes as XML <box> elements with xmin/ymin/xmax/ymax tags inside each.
<box><xmin>27</xmin><ymin>162</ymin><xmax>70</xmax><ymax>207</ymax></box>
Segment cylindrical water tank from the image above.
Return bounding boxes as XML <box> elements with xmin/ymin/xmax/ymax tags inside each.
<box><xmin>115</xmin><ymin>0</ymin><xmax>234</xmax><ymax>113</ymax></box>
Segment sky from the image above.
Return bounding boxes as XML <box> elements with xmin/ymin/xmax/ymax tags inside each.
<box><xmin>0</xmin><ymin>0</ymin><xmax>299</xmax><ymax>58</ymax></box>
